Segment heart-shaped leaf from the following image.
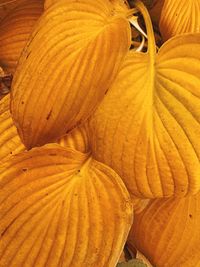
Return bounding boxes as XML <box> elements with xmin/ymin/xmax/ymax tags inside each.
<box><xmin>11</xmin><ymin>0</ymin><xmax>131</xmax><ymax>149</ymax></box>
<box><xmin>0</xmin><ymin>144</ymin><xmax>133</xmax><ymax>267</ymax></box>
<box><xmin>0</xmin><ymin>0</ymin><xmax>43</xmax><ymax>74</ymax></box>
<box><xmin>89</xmin><ymin>1</ymin><xmax>200</xmax><ymax>198</ymax></box>
<box><xmin>159</xmin><ymin>0</ymin><xmax>200</xmax><ymax>41</ymax></box>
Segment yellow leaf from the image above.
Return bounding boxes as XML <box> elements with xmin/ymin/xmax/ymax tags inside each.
<box><xmin>58</xmin><ymin>123</ymin><xmax>90</xmax><ymax>153</ymax></box>
<box><xmin>159</xmin><ymin>0</ymin><xmax>200</xmax><ymax>41</ymax></box>
<box><xmin>44</xmin><ymin>0</ymin><xmax>129</xmax><ymax>11</ymax></box>
<box><xmin>0</xmin><ymin>94</ymin><xmax>89</xmax><ymax>158</ymax></box>
<box><xmin>0</xmin><ymin>0</ymin><xmax>44</xmax><ymax>74</ymax></box>
<box><xmin>11</xmin><ymin>0</ymin><xmax>131</xmax><ymax>149</ymax></box>
<box><xmin>88</xmin><ymin>1</ymin><xmax>200</xmax><ymax>198</ymax></box>
<box><xmin>0</xmin><ymin>94</ymin><xmax>25</xmax><ymax>160</ymax></box>
<box><xmin>128</xmin><ymin>193</ymin><xmax>200</xmax><ymax>267</ymax></box>
<box><xmin>0</xmin><ymin>144</ymin><xmax>133</xmax><ymax>267</ymax></box>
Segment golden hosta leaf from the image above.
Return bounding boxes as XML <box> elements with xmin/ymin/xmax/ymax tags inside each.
<box><xmin>0</xmin><ymin>93</ymin><xmax>89</xmax><ymax>158</ymax></box>
<box><xmin>44</xmin><ymin>0</ymin><xmax>129</xmax><ymax>10</ymax></box>
<box><xmin>89</xmin><ymin>20</ymin><xmax>200</xmax><ymax>197</ymax></box>
<box><xmin>0</xmin><ymin>144</ymin><xmax>133</xmax><ymax>267</ymax></box>
<box><xmin>0</xmin><ymin>0</ymin><xmax>44</xmax><ymax>74</ymax></box>
<box><xmin>58</xmin><ymin>123</ymin><xmax>90</xmax><ymax>153</ymax></box>
<box><xmin>0</xmin><ymin>94</ymin><xmax>25</xmax><ymax>160</ymax></box>
<box><xmin>11</xmin><ymin>0</ymin><xmax>131</xmax><ymax>149</ymax></box>
<box><xmin>160</xmin><ymin>0</ymin><xmax>200</xmax><ymax>41</ymax></box>
<box><xmin>128</xmin><ymin>193</ymin><xmax>200</xmax><ymax>267</ymax></box>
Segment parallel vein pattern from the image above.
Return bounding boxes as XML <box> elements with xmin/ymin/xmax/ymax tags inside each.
<box><xmin>0</xmin><ymin>144</ymin><xmax>133</xmax><ymax>267</ymax></box>
<box><xmin>0</xmin><ymin>0</ymin><xmax>44</xmax><ymax>74</ymax></box>
<box><xmin>89</xmin><ymin>34</ymin><xmax>200</xmax><ymax>198</ymax></box>
<box><xmin>0</xmin><ymin>94</ymin><xmax>25</xmax><ymax>161</ymax></box>
<box><xmin>11</xmin><ymin>0</ymin><xmax>131</xmax><ymax>148</ymax></box>
<box><xmin>160</xmin><ymin>0</ymin><xmax>200</xmax><ymax>40</ymax></box>
<box><xmin>129</xmin><ymin>193</ymin><xmax>200</xmax><ymax>267</ymax></box>
<box><xmin>58</xmin><ymin>123</ymin><xmax>90</xmax><ymax>153</ymax></box>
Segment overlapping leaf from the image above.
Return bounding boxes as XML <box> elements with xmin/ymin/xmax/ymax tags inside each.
<box><xmin>0</xmin><ymin>94</ymin><xmax>25</xmax><ymax>160</ymax></box>
<box><xmin>0</xmin><ymin>93</ymin><xmax>91</xmax><ymax>159</ymax></box>
<box><xmin>0</xmin><ymin>144</ymin><xmax>133</xmax><ymax>267</ymax></box>
<box><xmin>58</xmin><ymin>123</ymin><xmax>90</xmax><ymax>153</ymax></box>
<box><xmin>160</xmin><ymin>0</ymin><xmax>200</xmax><ymax>41</ymax></box>
<box><xmin>0</xmin><ymin>0</ymin><xmax>44</xmax><ymax>74</ymax></box>
<box><xmin>11</xmin><ymin>0</ymin><xmax>131</xmax><ymax>149</ymax></box>
<box><xmin>129</xmin><ymin>193</ymin><xmax>200</xmax><ymax>267</ymax></box>
<box><xmin>88</xmin><ymin>4</ymin><xmax>200</xmax><ymax>198</ymax></box>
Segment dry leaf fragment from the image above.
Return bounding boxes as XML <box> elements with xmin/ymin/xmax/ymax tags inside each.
<box><xmin>0</xmin><ymin>144</ymin><xmax>133</xmax><ymax>267</ymax></box>
<box><xmin>89</xmin><ymin>1</ymin><xmax>200</xmax><ymax>198</ymax></box>
<box><xmin>11</xmin><ymin>0</ymin><xmax>131</xmax><ymax>149</ymax></box>
<box><xmin>128</xmin><ymin>193</ymin><xmax>200</xmax><ymax>267</ymax></box>
<box><xmin>0</xmin><ymin>0</ymin><xmax>44</xmax><ymax>74</ymax></box>
<box><xmin>159</xmin><ymin>0</ymin><xmax>200</xmax><ymax>41</ymax></box>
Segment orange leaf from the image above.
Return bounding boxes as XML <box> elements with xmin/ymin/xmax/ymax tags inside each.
<box><xmin>160</xmin><ymin>0</ymin><xmax>200</xmax><ymax>41</ymax></box>
<box><xmin>0</xmin><ymin>0</ymin><xmax>44</xmax><ymax>74</ymax></box>
<box><xmin>128</xmin><ymin>193</ymin><xmax>200</xmax><ymax>267</ymax></box>
<box><xmin>88</xmin><ymin>2</ymin><xmax>200</xmax><ymax>198</ymax></box>
<box><xmin>0</xmin><ymin>94</ymin><xmax>24</xmax><ymax>160</ymax></box>
<box><xmin>11</xmin><ymin>0</ymin><xmax>131</xmax><ymax>149</ymax></box>
<box><xmin>0</xmin><ymin>144</ymin><xmax>133</xmax><ymax>267</ymax></box>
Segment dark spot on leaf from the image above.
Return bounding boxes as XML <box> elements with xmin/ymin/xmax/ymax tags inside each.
<box><xmin>22</xmin><ymin>168</ymin><xmax>28</xmax><ymax>172</ymax></box>
<box><xmin>1</xmin><ymin>226</ymin><xmax>9</xmax><ymax>236</ymax></box>
<box><xmin>189</xmin><ymin>214</ymin><xmax>192</xmax><ymax>218</ymax></box>
<box><xmin>49</xmin><ymin>153</ymin><xmax>57</xmax><ymax>156</ymax></box>
<box><xmin>46</xmin><ymin>110</ymin><xmax>52</xmax><ymax>120</ymax></box>
<box><xmin>26</xmin><ymin>51</ymin><xmax>31</xmax><ymax>59</ymax></box>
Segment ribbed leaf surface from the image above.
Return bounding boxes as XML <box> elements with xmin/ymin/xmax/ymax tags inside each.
<box><xmin>0</xmin><ymin>94</ymin><xmax>24</xmax><ymax>160</ymax></box>
<box><xmin>89</xmin><ymin>33</ymin><xmax>200</xmax><ymax>198</ymax></box>
<box><xmin>160</xmin><ymin>0</ymin><xmax>200</xmax><ymax>40</ymax></box>
<box><xmin>58</xmin><ymin>123</ymin><xmax>90</xmax><ymax>153</ymax></box>
<box><xmin>0</xmin><ymin>0</ymin><xmax>43</xmax><ymax>74</ymax></box>
<box><xmin>11</xmin><ymin>0</ymin><xmax>131</xmax><ymax>148</ymax></box>
<box><xmin>0</xmin><ymin>144</ymin><xmax>133</xmax><ymax>267</ymax></box>
<box><xmin>129</xmin><ymin>193</ymin><xmax>200</xmax><ymax>267</ymax></box>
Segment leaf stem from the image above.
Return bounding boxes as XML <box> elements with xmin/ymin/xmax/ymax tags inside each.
<box><xmin>133</xmin><ymin>0</ymin><xmax>156</xmax><ymax>58</ymax></box>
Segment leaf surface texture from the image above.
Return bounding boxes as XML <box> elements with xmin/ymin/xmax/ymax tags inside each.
<box><xmin>0</xmin><ymin>144</ymin><xmax>133</xmax><ymax>267</ymax></box>
<box><xmin>11</xmin><ymin>0</ymin><xmax>131</xmax><ymax>148</ymax></box>
<box><xmin>129</xmin><ymin>193</ymin><xmax>200</xmax><ymax>267</ymax></box>
<box><xmin>160</xmin><ymin>0</ymin><xmax>200</xmax><ymax>40</ymax></box>
<box><xmin>0</xmin><ymin>0</ymin><xmax>44</xmax><ymax>74</ymax></box>
<box><xmin>0</xmin><ymin>95</ymin><xmax>25</xmax><ymax>160</ymax></box>
<box><xmin>89</xmin><ymin>33</ymin><xmax>200</xmax><ymax>198</ymax></box>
